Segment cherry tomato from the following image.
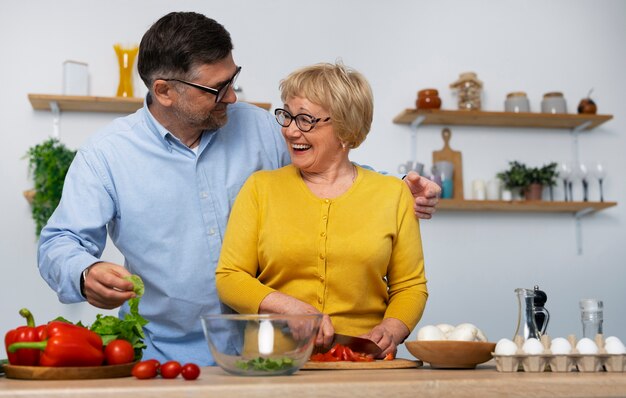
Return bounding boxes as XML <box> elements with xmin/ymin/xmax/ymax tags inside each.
<box><xmin>181</xmin><ymin>363</ymin><xmax>200</xmax><ymax>380</ymax></box>
<box><xmin>160</xmin><ymin>360</ymin><xmax>182</xmax><ymax>379</ymax></box>
<box><xmin>104</xmin><ymin>339</ymin><xmax>135</xmax><ymax>365</ymax></box>
<box><xmin>132</xmin><ymin>359</ymin><xmax>160</xmax><ymax>379</ymax></box>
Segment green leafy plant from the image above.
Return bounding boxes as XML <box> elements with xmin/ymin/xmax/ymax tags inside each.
<box><xmin>528</xmin><ymin>162</ymin><xmax>558</xmax><ymax>186</ymax></box>
<box><xmin>25</xmin><ymin>138</ymin><xmax>76</xmax><ymax>236</ymax></box>
<box><xmin>497</xmin><ymin>161</ymin><xmax>529</xmax><ymax>190</ymax></box>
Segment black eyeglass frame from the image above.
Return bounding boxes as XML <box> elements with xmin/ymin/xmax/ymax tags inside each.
<box><xmin>274</xmin><ymin>108</ymin><xmax>331</xmax><ymax>133</ymax></box>
<box><xmin>160</xmin><ymin>66</ymin><xmax>242</xmax><ymax>103</ymax></box>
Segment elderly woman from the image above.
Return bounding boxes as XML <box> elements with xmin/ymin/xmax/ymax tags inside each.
<box><xmin>216</xmin><ymin>63</ymin><xmax>428</xmax><ymax>358</ymax></box>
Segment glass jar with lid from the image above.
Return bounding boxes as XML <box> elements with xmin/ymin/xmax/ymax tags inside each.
<box><xmin>505</xmin><ymin>92</ymin><xmax>530</xmax><ymax>113</ymax></box>
<box><xmin>541</xmin><ymin>92</ymin><xmax>567</xmax><ymax>114</ymax></box>
<box><xmin>450</xmin><ymin>72</ymin><xmax>483</xmax><ymax>110</ymax></box>
<box><xmin>416</xmin><ymin>88</ymin><xmax>442</xmax><ymax>110</ymax></box>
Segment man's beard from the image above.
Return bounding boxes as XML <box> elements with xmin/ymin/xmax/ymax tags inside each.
<box><xmin>173</xmin><ymin>101</ymin><xmax>229</xmax><ymax>131</ymax></box>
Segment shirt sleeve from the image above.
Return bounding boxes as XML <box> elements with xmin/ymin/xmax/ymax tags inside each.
<box><xmin>215</xmin><ymin>174</ymin><xmax>276</xmax><ymax>313</ymax></box>
<box><xmin>383</xmin><ymin>182</ymin><xmax>429</xmax><ymax>330</ymax></box>
<box><xmin>37</xmin><ymin>148</ymin><xmax>116</xmax><ymax>303</ymax></box>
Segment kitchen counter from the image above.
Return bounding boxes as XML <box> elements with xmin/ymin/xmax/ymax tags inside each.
<box><xmin>1</xmin><ymin>363</ymin><xmax>625</xmax><ymax>398</ymax></box>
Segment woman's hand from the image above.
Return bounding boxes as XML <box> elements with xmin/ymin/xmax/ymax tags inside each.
<box><xmin>360</xmin><ymin>318</ymin><xmax>410</xmax><ymax>359</ymax></box>
<box><xmin>404</xmin><ymin>171</ymin><xmax>440</xmax><ymax>219</ymax></box>
<box><xmin>83</xmin><ymin>262</ymin><xmax>135</xmax><ymax>309</ymax></box>
<box><xmin>259</xmin><ymin>291</ymin><xmax>334</xmax><ymax>347</ymax></box>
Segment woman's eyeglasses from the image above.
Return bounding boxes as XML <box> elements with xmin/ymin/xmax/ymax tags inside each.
<box><xmin>274</xmin><ymin>108</ymin><xmax>331</xmax><ymax>133</ymax></box>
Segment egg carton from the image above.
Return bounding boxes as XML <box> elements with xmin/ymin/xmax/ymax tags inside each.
<box><xmin>493</xmin><ymin>334</ymin><xmax>625</xmax><ymax>373</ymax></box>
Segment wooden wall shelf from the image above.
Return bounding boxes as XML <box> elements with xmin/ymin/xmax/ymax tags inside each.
<box><xmin>438</xmin><ymin>199</ymin><xmax>616</xmax><ymax>215</ymax></box>
<box><xmin>28</xmin><ymin>94</ymin><xmax>272</xmax><ymax>113</ymax></box>
<box><xmin>393</xmin><ymin>109</ymin><xmax>612</xmax><ymax>131</ymax></box>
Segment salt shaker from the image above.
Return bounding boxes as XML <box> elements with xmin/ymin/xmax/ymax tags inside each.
<box><xmin>579</xmin><ymin>299</ymin><xmax>603</xmax><ymax>338</ymax></box>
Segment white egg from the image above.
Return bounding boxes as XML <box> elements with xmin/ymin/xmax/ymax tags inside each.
<box><xmin>550</xmin><ymin>337</ymin><xmax>572</xmax><ymax>355</ymax></box>
<box><xmin>447</xmin><ymin>325</ymin><xmax>477</xmax><ymax>341</ymax></box>
<box><xmin>495</xmin><ymin>338</ymin><xmax>518</xmax><ymax>356</ymax></box>
<box><xmin>522</xmin><ymin>338</ymin><xmax>544</xmax><ymax>355</ymax></box>
<box><xmin>604</xmin><ymin>336</ymin><xmax>626</xmax><ymax>354</ymax></box>
<box><xmin>435</xmin><ymin>323</ymin><xmax>455</xmax><ymax>336</ymax></box>
<box><xmin>454</xmin><ymin>323</ymin><xmax>487</xmax><ymax>342</ymax></box>
<box><xmin>576</xmin><ymin>338</ymin><xmax>599</xmax><ymax>354</ymax></box>
<box><xmin>417</xmin><ymin>325</ymin><xmax>446</xmax><ymax>341</ymax></box>
<box><xmin>475</xmin><ymin>328</ymin><xmax>488</xmax><ymax>342</ymax></box>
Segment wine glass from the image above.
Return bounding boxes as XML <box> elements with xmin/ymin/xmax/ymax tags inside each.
<box><xmin>591</xmin><ymin>161</ymin><xmax>606</xmax><ymax>202</ymax></box>
<box><xmin>557</xmin><ymin>162</ymin><xmax>571</xmax><ymax>201</ymax></box>
<box><xmin>576</xmin><ymin>163</ymin><xmax>589</xmax><ymax>202</ymax></box>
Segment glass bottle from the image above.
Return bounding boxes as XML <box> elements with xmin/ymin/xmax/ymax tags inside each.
<box><xmin>580</xmin><ymin>299</ymin><xmax>603</xmax><ymax>338</ymax></box>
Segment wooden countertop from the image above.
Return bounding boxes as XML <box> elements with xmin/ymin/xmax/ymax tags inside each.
<box><xmin>1</xmin><ymin>363</ymin><xmax>625</xmax><ymax>398</ymax></box>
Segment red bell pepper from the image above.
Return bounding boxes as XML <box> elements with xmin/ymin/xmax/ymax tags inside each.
<box><xmin>4</xmin><ymin>308</ymin><xmax>46</xmax><ymax>366</ymax></box>
<box><xmin>310</xmin><ymin>343</ymin><xmax>374</xmax><ymax>362</ymax></box>
<box><xmin>8</xmin><ymin>321</ymin><xmax>104</xmax><ymax>367</ymax></box>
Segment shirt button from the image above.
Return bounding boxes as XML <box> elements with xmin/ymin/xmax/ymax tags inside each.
<box><xmin>318</xmin><ymin>297</ymin><xmax>323</xmax><ymax>304</ymax></box>
<box><xmin>320</xmin><ymin>232</ymin><xmax>326</xmax><ymax>237</ymax></box>
<box><xmin>208</xmin><ymin>228</ymin><xmax>216</xmax><ymax>236</ymax></box>
<box><xmin>200</xmin><ymin>192</ymin><xmax>209</xmax><ymax>199</ymax></box>
<box><xmin>322</xmin><ymin>216</ymin><xmax>328</xmax><ymax>221</ymax></box>
<box><xmin>319</xmin><ymin>254</ymin><xmax>325</xmax><ymax>260</ymax></box>
<box><xmin>324</xmin><ymin>199</ymin><xmax>330</xmax><ymax>203</ymax></box>
<box><xmin>319</xmin><ymin>276</ymin><xmax>324</xmax><ymax>282</ymax></box>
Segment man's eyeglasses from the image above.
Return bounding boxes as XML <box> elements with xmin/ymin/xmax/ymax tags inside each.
<box><xmin>161</xmin><ymin>66</ymin><xmax>242</xmax><ymax>103</ymax></box>
<box><xmin>274</xmin><ymin>108</ymin><xmax>331</xmax><ymax>133</ymax></box>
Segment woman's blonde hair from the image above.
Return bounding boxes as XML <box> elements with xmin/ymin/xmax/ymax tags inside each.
<box><xmin>279</xmin><ymin>62</ymin><xmax>373</xmax><ymax>149</ymax></box>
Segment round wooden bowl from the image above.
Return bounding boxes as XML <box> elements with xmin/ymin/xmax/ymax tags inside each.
<box><xmin>404</xmin><ymin>341</ymin><xmax>496</xmax><ymax>369</ymax></box>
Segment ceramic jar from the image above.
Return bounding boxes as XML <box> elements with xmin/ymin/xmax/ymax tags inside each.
<box><xmin>541</xmin><ymin>92</ymin><xmax>567</xmax><ymax>114</ymax></box>
<box><xmin>450</xmin><ymin>72</ymin><xmax>483</xmax><ymax>110</ymax></box>
<box><xmin>416</xmin><ymin>89</ymin><xmax>442</xmax><ymax>110</ymax></box>
<box><xmin>505</xmin><ymin>92</ymin><xmax>530</xmax><ymax>113</ymax></box>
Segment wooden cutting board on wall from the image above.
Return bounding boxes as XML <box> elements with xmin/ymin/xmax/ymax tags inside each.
<box><xmin>432</xmin><ymin>128</ymin><xmax>464</xmax><ymax>199</ymax></box>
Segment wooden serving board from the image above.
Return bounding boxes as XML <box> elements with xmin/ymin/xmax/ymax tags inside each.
<box><xmin>301</xmin><ymin>358</ymin><xmax>421</xmax><ymax>370</ymax></box>
<box><xmin>4</xmin><ymin>362</ymin><xmax>135</xmax><ymax>380</ymax></box>
<box><xmin>432</xmin><ymin>128</ymin><xmax>464</xmax><ymax>199</ymax></box>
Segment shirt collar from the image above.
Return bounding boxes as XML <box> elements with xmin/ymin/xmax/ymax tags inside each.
<box><xmin>142</xmin><ymin>96</ymin><xmax>215</xmax><ymax>155</ymax></box>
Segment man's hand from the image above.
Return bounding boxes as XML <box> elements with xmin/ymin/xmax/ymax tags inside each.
<box><xmin>404</xmin><ymin>171</ymin><xmax>440</xmax><ymax>219</ymax></box>
<box><xmin>83</xmin><ymin>262</ymin><xmax>135</xmax><ymax>309</ymax></box>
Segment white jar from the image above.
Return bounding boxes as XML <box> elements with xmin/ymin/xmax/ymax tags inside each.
<box><xmin>541</xmin><ymin>92</ymin><xmax>567</xmax><ymax>114</ymax></box>
<box><xmin>504</xmin><ymin>92</ymin><xmax>530</xmax><ymax>113</ymax></box>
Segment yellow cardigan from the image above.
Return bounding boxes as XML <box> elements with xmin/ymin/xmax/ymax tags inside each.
<box><xmin>216</xmin><ymin>165</ymin><xmax>428</xmax><ymax>336</ymax></box>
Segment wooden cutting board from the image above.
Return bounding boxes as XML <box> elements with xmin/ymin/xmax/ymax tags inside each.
<box><xmin>432</xmin><ymin>128</ymin><xmax>464</xmax><ymax>199</ymax></box>
<box><xmin>3</xmin><ymin>362</ymin><xmax>135</xmax><ymax>380</ymax></box>
<box><xmin>301</xmin><ymin>358</ymin><xmax>421</xmax><ymax>370</ymax></box>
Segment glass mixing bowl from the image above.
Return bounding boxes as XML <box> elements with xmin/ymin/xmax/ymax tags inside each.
<box><xmin>201</xmin><ymin>313</ymin><xmax>322</xmax><ymax>376</ymax></box>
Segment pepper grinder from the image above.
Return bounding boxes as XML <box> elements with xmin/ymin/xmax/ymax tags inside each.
<box><xmin>532</xmin><ymin>286</ymin><xmax>549</xmax><ymax>334</ymax></box>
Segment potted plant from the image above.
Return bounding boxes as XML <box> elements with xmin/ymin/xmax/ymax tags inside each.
<box><xmin>497</xmin><ymin>161</ymin><xmax>558</xmax><ymax>201</ymax></box>
<box><xmin>497</xmin><ymin>161</ymin><xmax>528</xmax><ymax>199</ymax></box>
<box><xmin>25</xmin><ymin>138</ymin><xmax>76</xmax><ymax>236</ymax></box>
<box><xmin>526</xmin><ymin>162</ymin><xmax>558</xmax><ymax>200</ymax></box>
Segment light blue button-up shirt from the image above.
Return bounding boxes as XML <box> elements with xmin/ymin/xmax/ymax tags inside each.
<box><xmin>38</xmin><ymin>101</ymin><xmax>290</xmax><ymax>365</ymax></box>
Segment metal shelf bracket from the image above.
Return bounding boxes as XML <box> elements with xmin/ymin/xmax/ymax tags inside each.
<box><xmin>49</xmin><ymin>100</ymin><xmax>60</xmax><ymax>139</ymax></box>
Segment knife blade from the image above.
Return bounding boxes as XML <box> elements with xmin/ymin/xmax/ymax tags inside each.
<box><xmin>314</xmin><ymin>334</ymin><xmax>382</xmax><ymax>356</ymax></box>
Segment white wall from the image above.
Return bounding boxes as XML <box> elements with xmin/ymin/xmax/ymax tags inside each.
<box><xmin>1</xmin><ymin>0</ymin><xmax>625</xmax><ymax>359</ymax></box>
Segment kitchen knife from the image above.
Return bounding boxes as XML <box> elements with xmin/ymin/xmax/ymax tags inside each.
<box><xmin>314</xmin><ymin>334</ymin><xmax>382</xmax><ymax>356</ymax></box>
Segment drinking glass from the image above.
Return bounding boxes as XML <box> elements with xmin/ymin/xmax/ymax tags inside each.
<box><xmin>591</xmin><ymin>162</ymin><xmax>606</xmax><ymax>202</ymax></box>
<box><xmin>557</xmin><ymin>162</ymin><xmax>571</xmax><ymax>201</ymax></box>
<box><xmin>577</xmin><ymin>163</ymin><xmax>589</xmax><ymax>202</ymax></box>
